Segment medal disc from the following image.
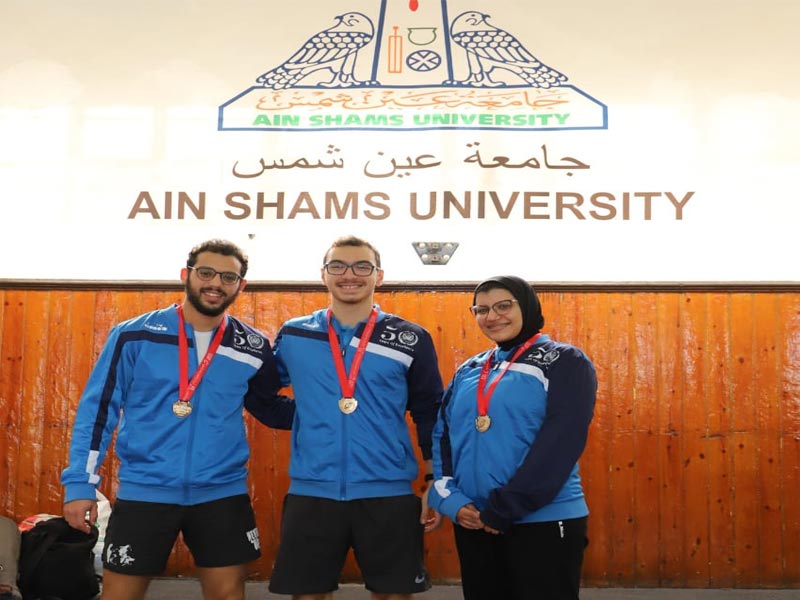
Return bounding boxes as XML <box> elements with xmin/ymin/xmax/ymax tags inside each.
<box><xmin>475</xmin><ymin>415</ymin><xmax>491</xmax><ymax>432</ymax></box>
<box><xmin>338</xmin><ymin>397</ymin><xmax>358</xmax><ymax>414</ymax></box>
<box><xmin>173</xmin><ymin>401</ymin><xmax>193</xmax><ymax>418</ymax></box>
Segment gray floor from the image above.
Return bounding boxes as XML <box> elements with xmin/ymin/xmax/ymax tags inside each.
<box><xmin>146</xmin><ymin>579</ymin><xmax>800</xmax><ymax>599</ymax></box>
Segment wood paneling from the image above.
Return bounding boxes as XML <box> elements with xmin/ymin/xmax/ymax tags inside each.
<box><xmin>1</xmin><ymin>287</ymin><xmax>799</xmax><ymax>587</ymax></box>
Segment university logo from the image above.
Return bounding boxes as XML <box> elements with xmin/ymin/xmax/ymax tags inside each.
<box><xmin>219</xmin><ymin>0</ymin><xmax>606</xmax><ymax>132</ymax></box>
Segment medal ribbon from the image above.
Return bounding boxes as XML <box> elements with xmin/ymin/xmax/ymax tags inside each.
<box><xmin>477</xmin><ymin>333</ymin><xmax>542</xmax><ymax>417</ymax></box>
<box><xmin>177</xmin><ymin>304</ymin><xmax>227</xmax><ymax>405</ymax></box>
<box><xmin>327</xmin><ymin>307</ymin><xmax>379</xmax><ymax>399</ymax></box>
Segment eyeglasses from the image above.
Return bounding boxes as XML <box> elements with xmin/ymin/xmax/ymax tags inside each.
<box><xmin>323</xmin><ymin>260</ymin><xmax>378</xmax><ymax>276</ymax></box>
<box><xmin>188</xmin><ymin>266</ymin><xmax>242</xmax><ymax>286</ymax></box>
<box><xmin>470</xmin><ymin>299</ymin><xmax>519</xmax><ymax>317</ymax></box>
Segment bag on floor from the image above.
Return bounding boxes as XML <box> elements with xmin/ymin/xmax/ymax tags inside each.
<box><xmin>18</xmin><ymin>517</ymin><xmax>99</xmax><ymax>600</ymax></box>
<box><xmin>0</xmin><ymin>515</ymin><xmax>22</xmax><ymax>599</ymax></box>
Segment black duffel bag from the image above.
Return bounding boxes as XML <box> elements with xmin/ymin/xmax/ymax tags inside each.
<box><xmin>18</xmin><ymin>517</ymin><xmax>99</xmax><ymax>600</ymax></box>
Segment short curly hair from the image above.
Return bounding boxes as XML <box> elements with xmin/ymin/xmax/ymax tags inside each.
<box><xmin>186</xmin><ymin>239</ymin><xmax>249</xmax><ymax>277</ymax></box>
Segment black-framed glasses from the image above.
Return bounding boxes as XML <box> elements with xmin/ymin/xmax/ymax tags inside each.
<box><xmin>188</xmin><ymin>266</ymin><xmax>242</xmax><ymax>286</ymax></box>
<box><xmin>323</xmin><ymin>260</ymin><xmax>378</xmax><ymax>277</ymax></box>
<box><xmin>470</xmin><ymin>299</ymin><xmax>519</xmax><ymax>317</ymax></box>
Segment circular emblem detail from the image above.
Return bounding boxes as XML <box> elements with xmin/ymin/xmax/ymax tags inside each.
<box><xmin>398</xmin><ymin>331</ymin><xmax>419</xmax><ymax>346</ymax></box>
<box><xmin>247</xmin><ymin>333</ymin><xmax>265</xmax><ymax>349</ymax></box>
<box><xmin>406</xmin><ymin>49</ymin><xmax>442</xmax><ymax>72</ymax></box>
<box><xmin>542</xmin><ymin>350</ymin><xmax>559</xmax><ymax>364</ymax></box>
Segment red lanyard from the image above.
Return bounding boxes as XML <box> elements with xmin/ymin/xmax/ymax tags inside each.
<box><xmin>327</xmin><ymin>307</ymin><xmax>378</xmax><ymax>399</ymax></box>
<box><xmin>476</xmin><ymin>333</ymin><xmax>542</xmax><ymax>417</ymax></box>
<box><xmin>176</xmin><ymin>305</ymin><xmax>227</xmax><ymax>404</ymax></box>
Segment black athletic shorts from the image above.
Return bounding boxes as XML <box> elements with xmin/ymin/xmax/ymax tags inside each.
<box><xmin>268</xmin><ymin>494</ymin><xmax>430</xmax><ymax>595</ymax></box>
<box><xmin>103</xmin><ymin>494</ymin><xmax>261</xmax><ymax>576</ymax></box>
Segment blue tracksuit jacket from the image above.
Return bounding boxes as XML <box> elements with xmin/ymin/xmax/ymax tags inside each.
<box><xmin>428</xmin><ymin>334</ymin><xmax>596</xmax><ymax>532</ymax></box>
<box><xmin>61</xmin><ymin>305</ymin><xmax>288</xmax><ymax>505</ymax></box>
<box><xmin>246</xmin><ymin>305</ymin><xmax>443</xmax><ymax>501</ymax></box>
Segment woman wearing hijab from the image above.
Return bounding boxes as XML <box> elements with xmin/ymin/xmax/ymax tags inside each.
<box><xmin>428</xmin><ymin>276</ymin><xmax>597</xmax><ymax>600</ymax></box>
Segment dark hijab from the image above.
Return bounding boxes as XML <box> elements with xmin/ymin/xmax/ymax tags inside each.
<box><xmin>473</xmin><ymin>275</ymin><xmax>545</xmax><ymax>351</ymax></box>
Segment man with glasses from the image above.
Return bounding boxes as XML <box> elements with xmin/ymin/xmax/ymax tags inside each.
<box><xmin>61</xmin><ymin>239</ymin><xmax>290</xmax><ymax>600</ymax></box>
<box><xmin>247</xmin><ymin>235</ymin><xmax>444</xmax><ymax>600</ymax></box>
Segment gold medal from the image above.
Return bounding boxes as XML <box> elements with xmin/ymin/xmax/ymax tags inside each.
<box><xmin>475</xmin><ymin>334</ymin><xmax>542</xmax><ymax>436</ymax></box>
<box><xmin>173</xmin><ymin>400</ymin><xmax>193</xmax><ymax>418</ymax></box>
<box><xmin>475</xmin><ymin>415</ymin><xmax>491</xmax><ymax>432</ymax></box>
<box><xmin>328</xmin><ymin>309</ymin><xmax>377</xmax><ymax>419</ymax></box>
<box><xmin>338</xmin><ymin>397</ymin><xmax>358</xmax><ymax>414</ymax></box>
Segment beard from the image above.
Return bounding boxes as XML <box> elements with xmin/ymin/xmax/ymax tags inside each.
<box><xmin>185</xmin><ymin>282</ymin><xmax>239</xmax><ymax>317</ymax></box>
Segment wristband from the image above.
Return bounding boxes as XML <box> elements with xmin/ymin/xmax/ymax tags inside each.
<box><xmin>424</xmin><ymin>473</ymin><xmax>434</xmax><ymax>482</ymax></box>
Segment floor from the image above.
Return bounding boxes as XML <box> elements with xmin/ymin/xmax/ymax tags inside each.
<box><xmin>145</xmin><ymin>578</ymin><xmax>800</xmax><ymax>599</ymax></box>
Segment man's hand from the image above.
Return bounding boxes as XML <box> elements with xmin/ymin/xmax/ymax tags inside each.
<box><xmin>420</xmin><ymin>485</ymin><xmax>442</xmax><ymax>532</ymax></box>
<box><xmin>63</xmin><ymin>499</ymin><xmax>97</xmax><ymax>533</ymax></box>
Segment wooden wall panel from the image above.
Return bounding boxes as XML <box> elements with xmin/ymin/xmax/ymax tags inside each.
<box><xmin>705</xmin><ymin>293</ymin><xmax>735</xmax><ymax>587</ymax></box>
<box><xmin>580</xmin><ymin>292</ymin><xmax>611</xmax><ymax>584</ymax></box>
<box><xmin>780</xmin><ymin>294</ymin><xmax>800</xmax><ymax>585</ymax></box>
<box><xmin>0</xmin><ymin>290</ymin><xmax>5</xmax><ymax>514</ymax></box>
<box><xmin>1</xmin><ymin>291</ymin><xmax>25</xmax><ymax>515</ymax></box>
<box><xmin>681</xmin><ymin>293</ymin><xmax>710</xmax><ymax>586</ymax></box>
<box><xmin>41</xmin><ymin>293</ymin><xmax>70</xmax><ymax>512</ymax></box>
<box><xmin>753</xmin><ymin>294</ymin><xmax>783</xmax><ymax>584</ymax></box>
<box><xmin>15</xmin><ymin>291</ymin><xmax>48</xmax><ymax>516</ymax></box>
<box><xmin>729</xmin><ymin>294</ymin><xmax>759</xmax><ymax>586</ymax></box>
<box><xmin>631</xmin><ymin>292</ymin><xmax>660</xmax><ymax>585</ymax></box>
<box><xmin>656</xmin><ymin>293</ymin><xmax>684</xmax><ymax>585</ymax></box>
<box><xmin>1</xmin><ymin>287</ymin><xmax>799</xmax><ymax>588</ymax></box>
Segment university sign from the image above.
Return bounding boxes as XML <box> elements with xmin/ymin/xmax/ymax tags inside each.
<box><xmin>220</xmin><ymin>1</ymin><xmax>607</xmax><ymax>132</ymax></box>
<box><xmin>0</xmin><ymin>1</ymin><xmax>797</xmax><ymax>283</ymax></box>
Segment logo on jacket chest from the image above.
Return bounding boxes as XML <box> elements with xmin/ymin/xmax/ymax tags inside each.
<box><xmin>233</xmin><ymin>326</ymin><xmax>266</xmax><ymax>352</ymax></box>
<box><xmin>525</xmin><ymin>347</ymin><xmax>560</xmax><ymax>366</ymax></box>
<box><xmin>379</xmin><ymin>325</ymin><xmax>419</xmax><ymax>348</ymax></box>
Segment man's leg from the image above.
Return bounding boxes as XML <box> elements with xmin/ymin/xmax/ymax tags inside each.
<box><xmin>100</xmin><ymin>572</ymin><xmax>151</xmax><ymax>600</ymax></box>
<box><xmin>197</xmin><ymin>564</ymin><xmax>248</xmax><ymax>600</ymax></box>
<box><xmin>352</xmin><ymin>496</ymin><xmax>430</xmax><ymax>597</ymax></box>
<box><xmin>101</xmin><ymin>500</ymin><xmax>181</xmax><ymax>600</ymax></box>
<box><xmin>269</xmin><ymin>496</ymin><xmax>348</xmax><ymax>597</ymax></box>
<box><xmin>183</xmin><ymin>496</ymin><xmax>261</xmax><ymax>600</ymax></box>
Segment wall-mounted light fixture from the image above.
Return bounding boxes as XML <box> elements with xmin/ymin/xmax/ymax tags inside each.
<box><xmin>412</xmin><ymin>242</ymin><xmax>459</xmax><ymax>265</ymax></box>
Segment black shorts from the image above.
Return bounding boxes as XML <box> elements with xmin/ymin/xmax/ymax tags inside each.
<box><xmin>103</xmin><ymin>495</ymin><xmax>261</xmax><ymax>576</ymax></box>
<box><xmin>268</xmin><ymin>494</ymin><xmax>429</xmax><ymax>595</ymax></box>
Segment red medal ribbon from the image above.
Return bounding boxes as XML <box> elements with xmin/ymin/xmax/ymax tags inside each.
<box><xmin>327</xmin><ymin>307</ymin><xmax>379</xmax><ymax>399</ymax></box>
<box><xmin>176</xmin><ymin>305</ymin><xmax>227</xmax><ymax>404</ymax></box>
<box><xmin>476</xmin><ymin>333</ymin><xmax>542</xmax><ymax>417</ymax></box>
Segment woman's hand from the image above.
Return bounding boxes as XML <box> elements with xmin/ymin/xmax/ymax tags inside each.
<box><xmin>456</xmin><ymin>503</ymin><xmax>483</xmax><ymax>529</ymax></box>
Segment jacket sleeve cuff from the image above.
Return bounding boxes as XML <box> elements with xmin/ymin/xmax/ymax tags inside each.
<box><xmin>64</xmin><ymin>483</ymin><xmax>98</xmax><ymax>503</ymax></box>
<box><xmin>436</xmin><ymin>490</ymin><xmax>474</xmax><ymax>523</ymax></box>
